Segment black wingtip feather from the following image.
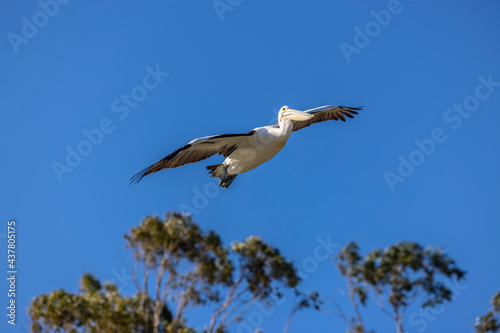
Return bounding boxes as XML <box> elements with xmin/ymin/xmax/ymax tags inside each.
<box><xmin>129</xmin><ymin>166</ymin><xmax>150</xmax><ymax>185</ymax></box>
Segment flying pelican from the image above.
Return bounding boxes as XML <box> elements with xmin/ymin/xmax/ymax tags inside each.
<box><xmin>130</xmin><ymin>105</ymin><xmax>362</xmax><ymax>188</ymax></box>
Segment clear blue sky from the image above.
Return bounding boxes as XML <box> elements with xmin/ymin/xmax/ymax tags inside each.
<box><xmin>1</xmin><ymin>1</ymin><xmax>500</xmax><ymax>332</ymax></box>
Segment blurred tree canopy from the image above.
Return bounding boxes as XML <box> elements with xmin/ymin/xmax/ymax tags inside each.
<box><xmin>475</xmin><ymin>290</ymin><xmax>500</xmax><ymax>333</ymax></box>
<box><xmin>334</xmin><ymin>241</ymin><xmax>466</xmax><ymax>333</ymax></box>
<box><xmin>28</xmin><ymin>213</ymin><xmax>479</xmax><ymax>333</ymax></box>
<box><xmin>29</xmin><ymin>213</ymin><xmax>304</xmax><ymax>333</ymax></box>
<box><xmin>29</xmin><ymin>273</ymin><xmax>174</xmax><ymax>333</ymax></box>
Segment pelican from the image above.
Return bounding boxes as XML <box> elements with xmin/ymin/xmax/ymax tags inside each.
<box><xmin>130</xmin><ymin>105</ymin><xmax>362</xmax><ymax>188</ymax></box>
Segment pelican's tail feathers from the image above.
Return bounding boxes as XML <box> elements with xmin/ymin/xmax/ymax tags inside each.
<box><xmin>206</xmin><ymin>164</ymin><xmax>224</xmax><ymax>177</ymax></box>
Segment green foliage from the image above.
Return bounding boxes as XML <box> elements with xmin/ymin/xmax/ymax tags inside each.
<box><xmin>125</xmin><ymin>212</ymin><xmax>233</xmax><ymax>307</ymax></box>
<box><xmin>231</xmin><ymin>235</ymin><xmax>300</xmax><ymax>296</ymax></box>
<box><xmin>28</xmin><ymin>274</ymin><xmax>173</xmax><ymax>333</ymax></box>
<box><xmin>475</xmin><ymin>290</ymin><xmax>500</xmax><ymax>333</ymax></box>
<box><xmin>125</xmin><ymin>213</ymin><xmax>232</xmax><ymax>283</ymax></box>
<box><xmin>29</xmin><ymin>213</ymin><xmax>303</xmax><ymax>333</ymax></box>
<box><xmin>125</xmin><ymin>213</ymin><xmax>301</xmax><ymax>332</ymax></box>
<box><xmin>335</xmin><ymin>241</ymin><xmax>466</xmax><ymax>333</ymax></box>
<box><xmin>208</xmin><ymin>235</ymin><xmax>300</xmax><ymax>332</ymax></box>
<box><xmin>30</xmin><ymin>212</ymin><xmax>476</xmax><ymax>333</ymax></box>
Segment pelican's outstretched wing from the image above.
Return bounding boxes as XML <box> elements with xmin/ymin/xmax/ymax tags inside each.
<box><xmin>130</xmin><ymin>130</ymin><xmax>255</xmax><ymax>184</ymax></box>
<box><xmin>288</xmin><ymin>105</ymin><xmax>362</xmax><ymax>132</ymax></box>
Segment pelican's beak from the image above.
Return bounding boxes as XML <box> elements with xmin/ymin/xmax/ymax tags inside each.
<box><xmin>282</xmin><ymin>108</ymin><xmax>315</xmax><ymax>121</ymax></box>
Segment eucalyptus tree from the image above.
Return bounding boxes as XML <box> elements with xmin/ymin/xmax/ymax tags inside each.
<box><xmin>28</xmin><ymin>273</ymin><xmax>175</xmax><ymax>333</ymax></box>
<box><xmin>475</xmin><ymin>290</ymin><xmax>500</xmax><ymax>333</ymax></box>
<box><xmin>334</xmin><ymin>241</ymin><xmax>466</xmax><ymax>333</ymax></box>
<box><xmin>29</xmin><ymin>213</ymin><xmax>303</xmax><ymax>333</ymax></box>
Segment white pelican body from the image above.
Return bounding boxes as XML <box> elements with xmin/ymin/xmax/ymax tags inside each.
<box><xmin>131</xmin><ymin>105</ymin><xmax>361</xmax><ymax>188</ymax></box>
<box><xmin>224</xmin><ymin>120</ymin><xmax>293</xmax><ymax>175</ymax></box>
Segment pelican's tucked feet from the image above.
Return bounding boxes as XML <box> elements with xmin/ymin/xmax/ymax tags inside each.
<box><xmin>219</xmin><ymin>174</ymin><xmax>237</xmax><ymax>188</ymax></box>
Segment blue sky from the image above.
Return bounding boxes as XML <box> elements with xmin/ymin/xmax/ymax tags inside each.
<box><xmin>1</xmin><ymin>1</ymin><xmax>500</xmax><ymax>332</ymax></box>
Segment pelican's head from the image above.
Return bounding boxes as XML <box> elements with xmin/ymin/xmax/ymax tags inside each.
<box><xmin>278</xmin><ymin>106</ymin><xmax>314</xmax><ymax>122</ymax></box>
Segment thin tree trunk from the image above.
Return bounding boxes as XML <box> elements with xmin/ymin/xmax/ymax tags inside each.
<box><xmin>346</xmin><ymin>274</ymin><xmax>365</xmax><ymax>332</ymax></box>
<box><xmin>395</xmin><ymin>313</ymin><xmax>404</xmax><ymax>333</ymax></box>
<box><xmin>154</xmin><ymin>255</ymin><xmax>168</xmax><ymax>333</ymax></box>
<box><xmin>143</xmin><ymin>266</ymin><xmax>151</xmax><ymax>333</ymax></box>
<box><xmin>208</xmin><ymin>276</ymin><xmax>244</xmax><ymax>333</ymax></box>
